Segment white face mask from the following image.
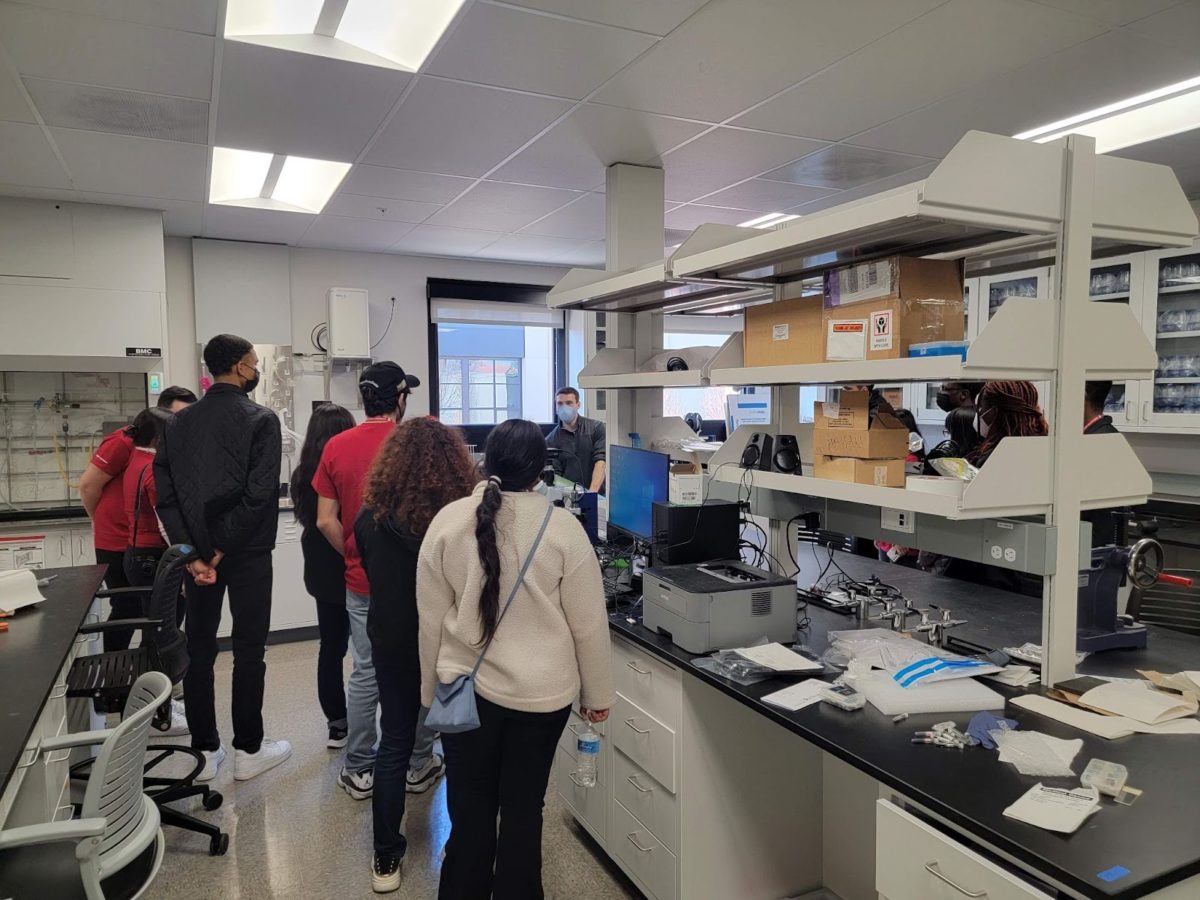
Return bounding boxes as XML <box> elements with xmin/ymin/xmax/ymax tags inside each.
<box><xmin>977</xmin><ymin>413</ymin><xmax>990</xmax><ymax>439</ymax></box>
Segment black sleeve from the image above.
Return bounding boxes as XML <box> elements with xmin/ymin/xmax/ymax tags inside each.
<box><xmin>354</xmin><ymin>509</ymin><xmax>372</xmax><ymax>576</ymax></box>
<box><xmin>591</xmin><ymin>419</ymin><xmax>607</xmax><ymax>463</ymax></box>
<box><xmin>154</xmin><ymin>417</ymin><xmax>209</xmax><ymax>558</ymax></box>
<box><xmin>212</xmin><ymin>411</ymin><xmax>283</xmax><ymax>551</ymax></box>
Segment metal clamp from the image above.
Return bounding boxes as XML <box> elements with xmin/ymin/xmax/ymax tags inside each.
<box><xmin>626</xmin><ymin>774</ymin><xmax>653</xmax><ymax>793</ymax></box>
<box><xmin>624</xmin><ymin>717</ymin><xmax>650</xmax><ymax>735</ymax></box>
<box><xmin>924</xmin><ymin>861</ymin><xmax>987</xmax><ymax>897</ymax></box>
<box><xmin>626</xmin><ymin>833</ymin><xmax>654</xmax><ymax>853</ymax></box>
<box><xmin>625</xmin><ymin>661</ymin><xmax>651</xmax><ymax>675</ymax></box>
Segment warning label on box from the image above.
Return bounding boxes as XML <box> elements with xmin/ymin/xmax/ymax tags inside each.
<box><xmin>827</xmin><ymin>319</ymin><xmax>867</xmax><ymax>360</ymax></box>
<box><xmin>870</xmin><ymin>310</ymin><xmax>893</xmax><ymax>351</ymax></box>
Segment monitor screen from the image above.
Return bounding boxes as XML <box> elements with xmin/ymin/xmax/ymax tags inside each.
<box><xmin>608</xmin><ymin>446</ymin><xmax>670</xmax><ymax>541</ymax></box>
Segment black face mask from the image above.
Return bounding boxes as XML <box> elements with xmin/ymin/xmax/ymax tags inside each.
<box><xmin>242</xmin><ymin>369</ymin><xmax>260</xmax><ymax>394</ymax></box>
<box><xmin>935</xmin><ymin>391</ymin><xmax>957</xmax><ymax>413</ymax></box>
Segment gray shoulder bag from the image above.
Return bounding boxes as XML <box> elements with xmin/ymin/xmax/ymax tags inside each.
<box><xmin>425</xmin><ymin>502</ymin><xmax>554</xmax><ymax>734</ymax></box>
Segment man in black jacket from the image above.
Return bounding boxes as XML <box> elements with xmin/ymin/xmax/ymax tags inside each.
<box><xmin>155</xmin><ymin>333</ymin><xmax>291</xmax><ymax>782</ymax></box>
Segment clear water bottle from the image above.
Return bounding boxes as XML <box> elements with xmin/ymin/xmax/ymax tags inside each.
<box><xmin>576</xmin><ymin>723</ymin><xmax>600</xmax><ymax>788</ymax></box>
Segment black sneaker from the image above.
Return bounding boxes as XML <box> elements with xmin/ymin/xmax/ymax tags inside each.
<box><xmin>327</xmin><ymin>725</ymin><xmax>348</xmax><ymax>749</ymax></box>
<box><xmin>372</xmin><ymin>853</ymin><xmax>402</xmax><ymax>893</ymax></box>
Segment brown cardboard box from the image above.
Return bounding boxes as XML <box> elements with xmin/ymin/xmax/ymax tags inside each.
<box><xmin>812</xmin><ymin>390</ymin><xmax>909</xmax><ymax>459</ymax></box>
<box><xmin>814</xmin><ymin>456</ymin><xmax>906</xmax><ymax>487</ymax></box>
<box><xmin>822</xmin><ymin>256</ymin><xmax>965</xmax><ymax>361</ymax></box>
<box><xmin>743</xmin><ymin>294</ymin><xmax>823</xmax><ymax>367</ymax></box>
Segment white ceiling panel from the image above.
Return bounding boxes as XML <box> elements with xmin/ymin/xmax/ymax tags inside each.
<box><xmin>502</xmin><ymin>0</ymin><xmax>709</xmax><ymax>36</ymax></box>
<box><xmin>0</xmin><ymin>3</ymin><xmax>214</xmax><ymax>100</ymax></box>
<box><xmin>0</xmin><ymin>183</ymin><xmax>79</xmax><ymax>201</ymax></box>
<box><xmin>663</xmin><ymin>203</ymin><xmax>761</xmax><ymax>230</ymax></box>
<box><xmin>652</xmin><ymin>127</ymin><xmax>827</xmax><ymax>202</ymax></box>
<box><xmin>51</xmin><ymin>128</ymin><xmax>207</xmax><ymax>199</ymax></box>
<box><xmin>1173</xmin><ymin>163</ymin><xmax>1200</xmax><ymax>199</ymax></box>
<box><xmin>0</xmin><ymin>69</ymin><xmax>35</xmax><ymax>123</ymax></box>
<box><xmin>848</xmin><ymin>30</ymin><xmax>1200</xmax><ymax>158</ymax></box>
<box><xmin>24</xmin><ymin>78</ymin><xmax>209</xmax><ymax>143</ymax></box>
<box><xmin>77</xmin><ymin>191</ymin><xmax>204</xmax><ymax>235</ymax></box>
<box><xmin>519</xmin><ymin>192</ymin><xmax>605</xmax><ymax>240</ymax></box>
<box><xmin>1034</xmin><ymin>0</ymin><xmax>1184</xmax><ymax>26</ymax></box>
<box><xmin>1125</xmin><ymin>0</ymin><xmax>1200</xmax><ymax>51</ymax></box>
<box><xmin>299</xmin><ymin>216</ymin><xmax>417</xmax><ymax>252</ymax></box>
<box><xmin>428</xmin><ymin>181</ymin><xmax>582</xmax><ymax>232</ymax></box>
<box><xmin>426</xmin><ymin>3</ymin><xmax>655</xmax><ymax>101</ymax></box>
<box><xmin>1110</xmin><ymin>128</ymin><xmax>1200</xmax><ymax>170</ymax></box>
<box><xmin>215</xmin><ymin>41</ymin><xmax>410</xmax><ymax>162</ymax></box>
<box><xmin>202</xmin><ymin>204</ymin><xmax>314</xmax><ymax>244</ymax></box>
<box><xmin>390</xmin><ymin>225</ymin><xmax>503</xmax><ymax>257</ymax></box>
<box><xmin>762</xmin><ymin>144</ymin><xmax>934</xmax><ymax>190</ymax></box>
<box><xmin>787</xmin><ymin>162</ymin><xmax>938</xmax><ymax>215</ymax></box>
<box><xmin>491</xmin><ymin>103</ymin><xmax>706</xmax><ymax>190</ymax></box>
<box><xmin>476</xmin><ymin>233</ymin><xmax>592</xmax><ymax>264</ymax></box>
<box><xmin>733</xmin><ymin>0</ymin><xmax>1106</xmax><ymax>142</ymax></box>
<box><xmin>364</xmin><ymin>79</ymin><xmax>572</xmax><ymax>177</ymax></box>
<box><xmin>15</xmin><ymin>0</ymin><xmax>219</xmax><ymax>34</ymax></box>
<box><xmin>0</xmin><ymin>121</ymin><xmax>71</xmax><ymax>188</ymax></box>
<box><xmin>339</xmin><ymin>167</ymin><xmax>473</xmax><ymax>204</ymax></box>
<box><xmin>552</xmin><ymin>240</ymin><xmax>606</xmax><ymax>267</ymax></box>
<box><xmin>322</xmin><ymin>193</ymin><xmax>441</xmax><ymax>223</ymax></box>
<box><xmin>701</xmin><ymin>178</ymin><xmax>836</xmax><ymax>211</ymax></box>
<box><xmin>592</xmin><ymin>0</ymin><xmax>944</xmax><ymax>122</ymax></box>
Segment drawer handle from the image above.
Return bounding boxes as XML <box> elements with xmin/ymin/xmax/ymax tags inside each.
<box><xmin>624</xmin><ymin>717</ymin><xmax>650</xmax><ymax>735</ymax></box>
<box><xmin>45</xmin><ymin>748</ymin><xmax>73</xmax><ymax>764</ymax></box>
<box><xmin>567</xmin><ymin>771</ymin><xmax>591</xmax><ymax>788</ymax></box>
<box><xmin>925</xmin><ymin>861</ymin><xmax>987</xmax><ymax>898</ymax></box>
<box><xmin>15</xmin><ymin>746</ymin><xmax>39</xmax><ymax>769</ymax></box>
<box><xmin>49</xmin><ymin>683</ymin><xmax>68</xmax><ymax>700</ymax></box>
<box><xmin>626</xmin><ymin>774</ymin><xmax>653</xmax><ymax>793</ymax></box>
<box><xmin>567</xmin><ymin>722</ymin><xmax>583</xmax><ymax>736</ymax></box>
<box><xmin>55</xmin><ymin>802</ymin><xmax>75</xmax><ymax>822</ymax></box>
<box><xmin>626</xmin><ymin>833</ymin><xmax>654</xmax><ymax>853</ymax></box>
<box><xmin>625</xmin><ymin>661</ymin><xmax>652</xmax><ymax>675</ymax></box>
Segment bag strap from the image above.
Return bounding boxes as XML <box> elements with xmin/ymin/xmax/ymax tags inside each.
<box><xmin>130</xmin><ymin>465</ymin><xmax>148</xmax><ymax>548</ymax></box>
<box><xmin>470</xmin><ymin>501</ymin><xmax>554</xmax><ymax>678</ymax></box>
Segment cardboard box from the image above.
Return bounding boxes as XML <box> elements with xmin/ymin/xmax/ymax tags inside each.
<box><xmin>814</xmin><ymin>455</ymin><xmax>906</xmax><ymax>487</ymax></box>
<box><xmin>743</xmin><ymin>294</ymin><xmax>823</xmax><ymax>367</ymax></box>
<box><xmin>822</xmin><ymin>256</ymin><xmax>965</xmax><ymax>361</ymax></box>
<box><xmin>668</xmin><ymin>462</ymin><xmax>703</xmax><ymax>506</ymax></box>
<box><xmin>813</xmin><ymin>390</ymin><xmax>909</xmax><ymax>459</ymax></box>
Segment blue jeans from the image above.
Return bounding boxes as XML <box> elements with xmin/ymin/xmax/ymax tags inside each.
<box><xmin>373</xmin><ymin>655</ymin><xmax>437</xmax><ymax>857</ymax></box>
<box><xmin>345</xmin><ymin>590</ymin><xmax>378</xmax><ymax>773</ymax></box>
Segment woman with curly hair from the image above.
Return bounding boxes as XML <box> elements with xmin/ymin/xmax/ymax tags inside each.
<box><xmin>967</xmin><ymin>380</ymin><xmax>1049</xmax><ymax>467</ymax></box>
<box><xmin>354</xmin><ymin>418</ymin><xmax>479</xmax><ymax>893</ymax></box>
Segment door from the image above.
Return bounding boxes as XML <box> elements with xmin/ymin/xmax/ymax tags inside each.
<box><xmin>1089</xmin><ymin>254</ymin><xmax>1146</xmax><ymax>428</ymax></box>
<box><xmin>1139</xmin><ymin>243</ymin><xmax>1200</xmax><ymax>430</ymax></box>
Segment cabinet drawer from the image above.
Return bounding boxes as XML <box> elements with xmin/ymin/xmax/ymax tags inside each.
<box><xmin>613</xmin><ymin>748</ymin><xmax>677</xmax><ymax>854</ymax></box>
<box><xmin>611</xmin><ymin>797</ymin><xmax>677</xmax><ymax>900</ymax></box>
<box><xmin>877</xmin><ymin>800</ymin><xmax>1051</xmax><ymax>900</ymax></box>
<box><xmin>613</xmin><ymin>637</ymin><xmax>681</xmax><ymax>729</ymax></box>
<box><xmin>555</xmin><ymin>747</ymin><xmax>607</xmax><ymax>841</ymax></box>
<box><xmin>612</xmin><ymin>694</ymin><xmax>676</xmax><ymax>794</ymax></box>
<box><xmin>557</xmin><ymin>710</ymin><xmax>609</xmax><ymax>785</ymax></box>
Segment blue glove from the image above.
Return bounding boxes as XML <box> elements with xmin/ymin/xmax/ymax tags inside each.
<box><xmin>967</xmin><ymin>711</ymin><xmax>1018</xmax><ymax>750</ymax></box>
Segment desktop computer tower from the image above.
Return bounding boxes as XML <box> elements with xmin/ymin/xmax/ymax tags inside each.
<box><xmin>651</xmin><ymin>500</ymin><xmax>740</xmax><ymax>567</ymax></box>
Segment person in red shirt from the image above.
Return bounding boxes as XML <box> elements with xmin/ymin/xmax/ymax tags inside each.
<box><xmin>314</xmin><ymin>362</ymin><xmax>430</xmax><ymax>802</ymax></box>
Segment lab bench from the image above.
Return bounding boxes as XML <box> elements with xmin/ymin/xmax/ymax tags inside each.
<box><xmin>564</xmin><ymin>555</ymin><xmax>1200</xmax><ymax>900</ymax></box>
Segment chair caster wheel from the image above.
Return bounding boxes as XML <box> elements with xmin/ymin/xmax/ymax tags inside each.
<box><xmin>203</xmin><ymin>791</ymin><xmax>223</xmax><ymax>811</ymax></box>
<box><xmin>210</xmin><ymin>833</ymin><xmax>229</xmax><ymax>856</ymax></box>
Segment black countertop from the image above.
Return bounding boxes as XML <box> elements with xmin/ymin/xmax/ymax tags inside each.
<box><xmin>0</xmin><ymin>507</ymin><xmax>89</xmax><ymax>526</ymax></box>
<box><xmin>0</xmin><ymin>565</ymin><xmax>106</xmax><ymax>802</ymax></box>
<box><xmin>612</xmin><ymin>553</ymin><xmax>1200</xmax><ymax>900</ymax></box>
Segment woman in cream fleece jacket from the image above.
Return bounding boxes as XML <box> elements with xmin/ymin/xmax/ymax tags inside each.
<box><xmin>417</xmin><ymin>418</ymin><xmax>614</xmax><ymax>900</ymax></box>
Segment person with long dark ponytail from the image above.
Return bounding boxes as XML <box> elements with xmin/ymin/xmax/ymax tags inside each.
<box><xmin>418</xmin><ymin>419</ymin><xmax>614</xmax><ymax>900</ymax></box>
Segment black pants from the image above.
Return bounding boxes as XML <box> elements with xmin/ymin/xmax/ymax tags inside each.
<box><xmin>96</xmin><ymin>548</ymin><xmax>136</xmax><ymax>652</ymax></box>
<box><xmin>439</xmin><ymin>695</ymin><xmax>571</xmax><ymax>900</ymax></box>
<box><xmin>373</xmin><ymin>652</ymin><xmax>421</xmax><ymax>857</ymax></box>
<box><xmin>314</xmin><ymin>596</ymin><xmax>349</xmax><ymax>727</ymax></box>
<box><xmin>183</xmin><ymin>551</ymin><xmax>272</xmax><ymax>754</ymax></box>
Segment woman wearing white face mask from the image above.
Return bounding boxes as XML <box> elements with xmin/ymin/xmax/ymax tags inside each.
<box><xmin>967</xmin><ymin>381</ymin><xmax>1048</xmax><ymax>467</ymax></box>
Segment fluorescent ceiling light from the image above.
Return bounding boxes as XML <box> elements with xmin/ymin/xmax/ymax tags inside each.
<box><xmin>1015</xmin><ymin>74</ymin><xmax>1200</xmax><ymax>153</ymax></box>
<box><xmin>225</xmin><ymin>0</ymin><xmax>466</xmax><ymax>72</ymax></box>
<box><xmin>738</xmin><ymin>212</ymin><xmax>801</xmax><ymax>229</ymax></box>
<box><xmin>209</xmin><ymin>147</ymin><xmax>350</xmax><ymax>214</ymax></box>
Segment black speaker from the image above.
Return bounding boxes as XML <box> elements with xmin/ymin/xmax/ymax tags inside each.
<box><xmin>773</xmin><ymin>434</ymin><xmax>801</xmax><ymax>474</ymax></box>
<box><xmin>740</xmin><ymin>432</ymin><xmax>774</xmax><ymax>471</ymax></box>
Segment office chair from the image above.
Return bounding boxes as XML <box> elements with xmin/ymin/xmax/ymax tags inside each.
<box><xmin>0</xmin><ymin>671</ymin><xmax>170</xmax><ymax>900</ymax></box>
<box><xmin>67</xmin><ymin>545</ymin><xmax>229</xmax><ymax>856</ymax></box>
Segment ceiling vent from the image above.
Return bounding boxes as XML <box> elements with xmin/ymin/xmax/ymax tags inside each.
<box><xmin>23</xmin><ymin>78</ymin><xmax>210</xmax><ymax>145</ymax></box>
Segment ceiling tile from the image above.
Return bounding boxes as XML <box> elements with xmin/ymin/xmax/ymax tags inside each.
<box><xmin>215</xmin><ymin>41</ymin><xmax>409</xmax><ymax>162</ymax></box>
<box><xmin>0</xmin><ymin>121</ymin><xmax>72</xmax><ymax>188</ymax></box>
<box><xmin>1109</xmin><ymin>127</ymin><xmax>1200</xmax><ymax>169</ymax></box>
<box><xmin>519</xmin><ymin>192</ymin><xmax>606</xmax><ymax>240</ymax></box>
<box><xmin>426</xmin><ymin>3</ymin><xmax>655</xmax><ymax>101</ymax></box>
<box><xmin>202</xmin><ymin>204</ymin><xmax>314</xmax><ymax>244</ymax></box>
<box><xmin>299</xmin><ymin>216</ymin><xmax>416</xmax><ymax>252</ymax></box>
<box><xmin>322</xmin><ymin>194</ymin><xmax>440</xmax><ymax>223</ymax></box>
<box><xmin>701</xmin><ymin>178</ymin><xmax>836</xmax><ymax>212</ymax></box>
<box><xmin>553</xmin><ymin>239</ymin><xmax>606</xmax><ymax>267</ymax></box>
<box><xmin>476</xmin><ymin>233</ymin><xmax>591</xmax><ymax>264</ymax></box>
<box><xmin>787</xmin><ymin>162</ymin><xmax>938</xmax><ymax>215</ymax></box>
<box><xmin>733</xmin><ymin>0</ymin><xmax>1106</xmax><ymax>142</ymax></box>
<box><xmin>652</xmin><ymin>127</ymin><xmax>827</xmax><ymax>202</ymax></box>
<box><xmin>848</xmin><ymin>30</ymin><xmax>1200</xmax><ymax>158</ymax></box>
<box><xmin>1125</xmin><ymin>0</ymin><xmax>1200</xmax><ymax>51</ymax></box>
<box><xmin>428</xmin><ymin>181</ymin><xmax>582</xmax><ymax>232</ymax></box>
<box><xmin>0</xmin><ymin>3</ymin><xmax>214</xmax><ymax>99</ymax></box>
<box><xmin>50</xmin><ymin>129</ymin><xmax>207</xmax><ymax>199</ymax></box>
<box><xmin>592</xmin><ymin>0</ymin><xmax>944</xmax><ymax>121</ymax></box>
<box><xmin>763</xmin><ymin>144</ymin><xmax>933</xmax><ymax>190</ymax></box>
<box><xmin>339</xmin><ymin>167</ymin><xmax>473</xmax><ymax>204</ymax></box>
<box><xmin>364</xmin><ymin>79</ymin><xmax>572</xmax><ymax>177</ymax></box>
<box><xmin>1173</xmin><ymin>163</ymin><xmax>1200</xmax><ymax>200</ymax></box>
<box><xmin>77</xmin><ymin>191</ymin><xmax>204</xmax><ymax>234</ymax></box>
<box><xmin>663</xmin><ymin>204</ymin><xmax>761</xmax><ymax>230</ymax></box>
<box><xmin>15</xmin><ymin>0</ymin><xmax>219</xmax><ymax>33</ymax></box>
<box><xmin>24</xmin><ymin>77</ymin><xmax>209</xmax><ymax>143</ymax></box>
<box><xmin>0</xmin><ymin>183</ymin><xmax>78</xmax><ymax>201</ymax></box>
<box><xmin>502</xmin><ymin>0</ymin><xmax>708</xmax><ymax>36</ymax></box>
<box><xmin>1034</xmin><ymin>0</ymin><xmax>1183</xmax><ymax>26</ymax></box>
<box><xmin>491</xmin><ymin>103</ymin><xmax>706</xmax><ymax>190</ymax></box>
<box><xmin>0</xmin><ymin>69</ymin><xmax>35</xmax><ymax>123</ymax></box>
<box><xmin>390</xmin><ymin>225</ymin><xmax>503</xmax><ymax>257</ymax></box>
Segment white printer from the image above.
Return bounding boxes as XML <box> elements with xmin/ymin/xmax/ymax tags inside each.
<box><xmin>641</xmin><ymin>561</ymin><xmax>798</xmax><ymax>654</ymax></box>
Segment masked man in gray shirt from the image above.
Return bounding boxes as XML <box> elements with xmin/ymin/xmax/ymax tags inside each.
<box><xmin>545</xmin><ymin>387</ymin><xmax>606</xmax><ymax>492</ymax></box>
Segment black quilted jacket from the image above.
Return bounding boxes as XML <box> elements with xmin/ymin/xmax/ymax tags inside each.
<box><xmin>155</xmin><ymin>383</ymin><xmax>283</xmax><ymax>562</ymax></box>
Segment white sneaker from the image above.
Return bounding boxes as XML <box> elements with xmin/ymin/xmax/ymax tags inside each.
<box><xmin>196</xmin><ymin>746</ymin><xmax>225</xmax><ymax>783</ymax></box>
<box><xmin>339</xmin><ymin>766</ymin><xmax>374</xmax><ymax>800</ymax></box>
<box><xmin>406</xmin><ymin>753</ymin><xmax>446</xmax><ymax>794</ymax></box>
<box><xmin>372</xmin><ymin>853</ymin><xmax>403</xmax><ymax>893</ymax></box>
<box><xmin>234</xmin><ymin>739</ymin><xmax>293</xmax><ymax>781</ymax></box>
<box><xmin>161</xmin><ymin>700</ymin><xmax>190</xmax><ymax>737</ymax></box>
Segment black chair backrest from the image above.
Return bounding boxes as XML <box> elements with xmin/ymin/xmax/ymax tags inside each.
<box><xmin>143</xmin><ymin>545</ymin><xmax>190</xmax><ymax>683</ymax></box>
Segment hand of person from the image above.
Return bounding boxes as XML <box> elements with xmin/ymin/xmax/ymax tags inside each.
<box><xmin>188</xmin><ymin>559</ymin><xmax>217</xmax><ymax>586</ymax></box>
<box><xmin>210</xmin><ymin>549</ymin><xmax>225</xmax><ymax>568</ymax></box>
<box><xmin>580</xmin><ymin>706</ymin><xmax>609</xmax><ymax>723</ymax></box>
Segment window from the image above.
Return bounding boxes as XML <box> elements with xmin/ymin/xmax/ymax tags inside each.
<box><xmin>661</xmin><ymin>315</ymin><xmax>743</xmax><ymax>423</ymax></box>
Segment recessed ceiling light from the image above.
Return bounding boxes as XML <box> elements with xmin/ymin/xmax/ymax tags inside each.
<box><xmin>210</xmin><ymin>147</ymin><xmax>350</xmax><ymax>214</ymax></box>
<box><xmin>738</xmin><ymin>212</ymin><xmax>801</xmax><ymax>229</ymax></box>
<box><xmin>1015</xmin><ymin>74</ymin><xmax>1200</xmax><ymax>153</ymax></box>
<box><xmin>225</xmin><ymin>0</ymin><xmax>467</xmax><ymax>72</ymax></box>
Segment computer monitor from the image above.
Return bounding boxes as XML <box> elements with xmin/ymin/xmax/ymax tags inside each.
<box><xmin>607</xmin><ymin>446</ymin><xmax>670</xmax><ymax>542</ymax></box>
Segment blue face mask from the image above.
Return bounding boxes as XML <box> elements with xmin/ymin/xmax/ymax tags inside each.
<box><xmin>556</xmin><ymin>404</ymin><xmax>577</xmax><ymax>424</ymax></box>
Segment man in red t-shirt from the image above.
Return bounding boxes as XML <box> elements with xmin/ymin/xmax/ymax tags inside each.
<box><xmin>313</xmin><ymin>362</ymin><xmax>419</xmax><ymax>801</ymax></box>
